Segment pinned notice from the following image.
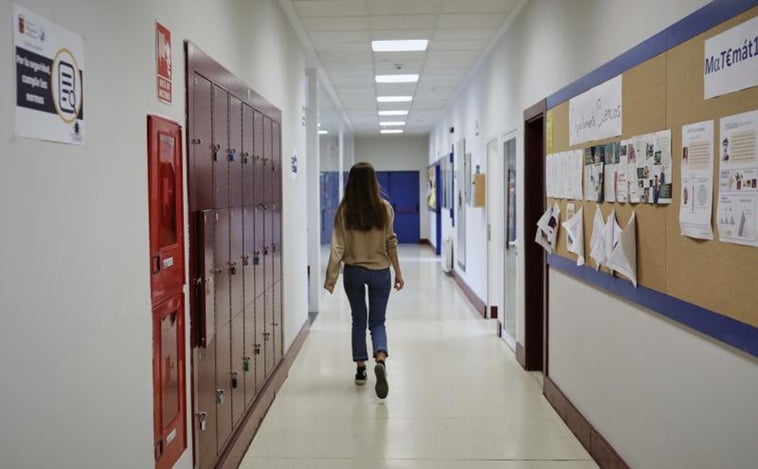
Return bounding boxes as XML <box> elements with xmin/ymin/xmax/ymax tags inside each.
<box><xmin>156</xmin><ymin>22</ymin><xmax>172</xmax><ymax>104</ymax></box>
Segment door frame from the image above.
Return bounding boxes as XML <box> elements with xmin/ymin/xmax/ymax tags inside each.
<box><xmin>521</xmin><ymin>99</ymin><xmax>548</xmax><ymax>374</ymax></box>
<box><xmin>500</xmin><ymin>130</ymin><xmax>519</xmax><ymax>352</ymax></box>
<box><xmin>486</xmin><ymin>136</ymin><xmax>503</xmax><ymax>320</ymax></box>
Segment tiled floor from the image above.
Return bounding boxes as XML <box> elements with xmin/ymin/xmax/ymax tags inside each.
<box><xmin>239</xmin><ymin>246</ymin><xmax>597</xmax><ymax>469</ymax></box>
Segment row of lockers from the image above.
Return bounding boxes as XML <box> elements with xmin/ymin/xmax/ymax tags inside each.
<box><xmin>190</xmin><ymin>76</ymin><xmax>282</xmax><ymax>211</ymax></box>
<box><xmin>189</xmin><ymin>70</ymin><xmax>285</xmax><ymax>469</ymax></box>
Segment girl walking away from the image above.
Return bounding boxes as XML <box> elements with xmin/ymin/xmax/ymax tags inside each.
<box><xmin>324</xmin><ymin>162</ymin><xmax>405</xmax><ymax>399</ymax></box>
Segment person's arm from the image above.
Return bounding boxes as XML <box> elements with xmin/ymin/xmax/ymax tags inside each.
<box><xmin>324</xmin><ymin>214</ymin><xmax>345</xmax><ymax>293</ymax></box>
<box><xmin>385</xmin><ymin>203</ymin><xmax>404</xmax><ymax>290</ymax></box>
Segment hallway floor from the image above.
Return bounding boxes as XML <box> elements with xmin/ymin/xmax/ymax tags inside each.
<box><xmin>239</xmin><ymin>246</ymin><xmax>597</xmax><ymax>469</ymax></box>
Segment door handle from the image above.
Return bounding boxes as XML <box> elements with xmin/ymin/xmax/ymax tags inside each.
<box><xmin>151</xmin><ymin>255</ymin><xmax>160</xmax><ymax>275</ymax></box>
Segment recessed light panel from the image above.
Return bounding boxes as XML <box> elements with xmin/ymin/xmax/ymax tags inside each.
<box><xmin>371</xmin><ymin>40</ymin><xmax>428</xmax><ymax>52</ymax></box>
<box><xmin>380</xmin><ymin>129</ymin><xmax>404</xmax><ymax>134</ymax></box>
<box><xmin>318</xmin><ymin>130</ymin><xmax>328</xmax><ymax>135</ymax></box>
<box><xmin>379</xmin><ymin>121</ymin><xmax>406</xmax><ymax>126</ymax></box>
<box><xmin>375</xmin><ymin>74</ymin><xmax>419</xmax><ymax>83</ymax></box>
<box><xmin>377</xmin><ymin>96</ymin><xmax>412</xmax><ymax>103</ymax></box>
<box><xmin>378</xmin><ymin>110</ymin><xmax>409</xmax><ymax>116</ymax></box>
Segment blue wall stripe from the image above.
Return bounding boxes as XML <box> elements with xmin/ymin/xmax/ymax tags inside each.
<box><xmin>546</xmin><ymin>0</ymin><xmax>758</xmax><ymax>108</ymax></box>
<box><xmin>548</xmin><ymin>254</ymin><xmax>758</xmax><ymax>358</ymax></box>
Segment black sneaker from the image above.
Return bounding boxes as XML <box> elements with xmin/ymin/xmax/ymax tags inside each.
<box><xmin>355</xmin><ymin>366</ymin><xmax>367</xmax><ymax>385</ymax></box>
<box><xmin>374</xmin><ymin>361</ymin><xmax>388</xmax><ymax>399</ymax></box>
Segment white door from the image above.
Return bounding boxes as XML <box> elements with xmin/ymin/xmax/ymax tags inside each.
<box><xmin>502</xmin><ymin>135</ymin><xmax>518</xmax><ymax>349</ymax></box>
<box><xmin>486</xmin><ymin>138</ymin><xmax>504</xmax><ymax>320</ymax></box>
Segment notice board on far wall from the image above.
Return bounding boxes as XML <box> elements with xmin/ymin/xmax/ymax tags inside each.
<box><xmin>546</xmin><ymin>5</ymin><xmax>758</xmax><ymax>329</ymax></box>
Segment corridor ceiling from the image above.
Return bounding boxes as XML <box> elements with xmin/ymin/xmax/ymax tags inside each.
<box><xmin>282</xmin><ymin>0</ymin><xmax>524</xmax><ymax>136</ymax></box>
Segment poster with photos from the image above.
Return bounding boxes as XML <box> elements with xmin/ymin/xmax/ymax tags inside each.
<box><xmin>584</xmin><ymin>146</ymin><xmax>604</xmax><ymax>202</ymax></box>
<box><xmin>621</xmin><ymin>130</ymin><xmax>672</xmax><ymax>204</ymax></box>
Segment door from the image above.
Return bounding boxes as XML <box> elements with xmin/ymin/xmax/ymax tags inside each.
<box><xmin>503</xmin><ymin>135</ymin><xmax>518</xmax><ymax>350</ymax></box>
<box><xmin>377</xmin><ymin>171</ymin><xmax>420</xmax><ymax>243</ymax></box>
<box><xmin>486</xmin><ymin>138</ymin><xmax>503</xmax><ymax>321</ymax></box>
<box><xmin>320</xmin><ymin>171</ymin><xmax>340</xmax><ymax>244</ymax></box>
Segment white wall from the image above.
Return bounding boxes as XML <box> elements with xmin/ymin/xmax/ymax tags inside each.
<box><xmin>355</xmin><ymin>135</ymin><xmax>431</xmax><ymax>241</ymax></box>
<box><xmin>0</xmin><ymin>1</ymin><xmax>307</xmax><ymax>468</ymax></box>
<box><xmin>430</xmin><ymin>1</ymin><xmax>758</xmax><ymax>467</ymax></box>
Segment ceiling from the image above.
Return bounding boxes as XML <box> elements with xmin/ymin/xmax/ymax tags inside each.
<box><xmin>283</xmin><ymin>0</ymin><xmax>523</xmax><ymax>136</ymax></box>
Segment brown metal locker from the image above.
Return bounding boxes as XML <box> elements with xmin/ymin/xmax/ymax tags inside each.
<box><xmin>228</xmin><ymin>96</ymin><xmax>243</xmax><ymax>208</ymax></box>
<box><xmin>273</xmin><ymin>282</ymin><xmax>283</xmax><ymax>363</ymax></box>
<box><xmin>191</xmin><ymin>75</ymin><xmax>214</xmax><ymax>211</ymax></box>
<box><xmin>242</xmin><ymin>294</ymin><xmax>256</xmax><ymax>406</ymax></box>
<box><xmin>215</xmin><ymin>319</ymin><xmax>232</xmax><ymax>449</ymax></box>
<box><xmin>212</xmin><ymin>86</ymin><xmax>229</xmax><ymax>209</ymax></box>
<box><xmin>241</xmin><ymin>105</ymin><xmax>255</xmax><ymax>206</ymax></box>
<box><xmin>254</xmin><ymin>295</ymin><xmax>267</xmax><ymax>390</ymax></box>
<box><xmin>254</xmin><ymin>203</ymin><xmax>266</xmax><ymax>295</ymax></box>
<box><xmin>264</xmin><ymin>207</ymin><xmax>274</xmax><ymax>290</ymax></box>
<box><xmin>230</xmin><ymin>208</ymin><xmax>244</xmax><ymax>318</ymax></box>
<box><xmin>195</xmin><ymin>344</ymin><xmax>217</xmax><ymax>469</ymax></box>
<box><xmin>262</xmin><ymin>117</ymin><xmax>273</xmax><ymax>202</ymax></box>
<box><xmin>230</xmin><ymin>311</ymin><xmax>245</xmax><ymax>425</ymax></box>
<box><xmin>253</xmin><ymin>111</ymin><xmax>265</xmax><ymax>204</ymax></box>
<box><xmin>242</xmin><ymin>206</ymin><xmax>255</xmax><ymax>308</ymax></box>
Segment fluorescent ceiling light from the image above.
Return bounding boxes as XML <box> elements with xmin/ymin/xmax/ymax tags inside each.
<box><xmin>372</xmin><ymin>40</ymin><xmax>428</xmax><ymax>52</ymax></box>
<box><xmin>379</xmin><ymin>121</ymin><xmax>406</xmax><ymax>126</ymax></box>
<box><xmin>380</xmin><ymin>129</ymin><xmax>404</xmax><ymax>134</ymax></box>
<box><xmin>375</xmin><ymin>74</ymin><xmax>419</xmax><ymax>83</ymax></box>
<box><xmin>318</xmin><ymin>130</ymin><xmax>328</xmax><ymax>135</ymax></box>
<box><xmin>378</xmin><ymin>110</ymin><xmax>409</xmax><ymax>116</ymax></box>
<box><xmin>377</xmin><ymin>96</ymin><xmax>412</xmax><ymax>103</ymax></box>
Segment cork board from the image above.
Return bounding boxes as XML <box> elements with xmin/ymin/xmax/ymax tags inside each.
<box><xmin>547</xmin><ymin>6</ymin><xmax>758</xmax><ymax>328</ymax></box>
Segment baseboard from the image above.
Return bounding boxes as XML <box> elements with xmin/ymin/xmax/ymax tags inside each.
<box><xmin>451</xmin><ymin>270</ymin><xmax>487</xmax><ymax>318</ymax></box>
<box><xmin>516</xmin><ymin>342</ymin><xmax>526</xmax><ymax>368</ymax></box>
<box><xmin>216</xmin><ymin>317</ymin><xmax>311</xmax><ymax>469</ymax></box>
<box><xmin>543</xmin><ymin>377</ymin><xmax>630</xmax><ymax>469</ymax></box>
<box><xmin>419</xmin><ymin>238</ymin><xmax>436</xmax><ymax>253</ymax></box>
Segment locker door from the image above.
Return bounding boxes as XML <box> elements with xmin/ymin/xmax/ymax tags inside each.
<box><xmin>212</xmin><ymin>86</ymin><xmax>229</xmax><ymax>209</ymax></box>
<box><xmin>196</xmin><ymin>342</ymin><xmax>217</xmax><ymax>469</ymax></box>
<box><xmin>230</xmin><ymin>311</ymin><xmax>244</xmax><ymax>426</ymax></box>
<box><xmin>215</xmin><ymin>319</ymin><xmax>232</xmax><ymax>449</ymax></box>
<box><xmin>263</xmin><ymin>290</ymin><xmax>274</xmax><ymax>377</ymax></box>
<box><xmin>253</xmin><ymin>204</ymin><xmax>266</xmax><ymax>296</ymax></box>
<box><xmin>385</xmin><ymin>171</ymin><xmax>420</xmax><ymax>243</ymax></box>
<box><xmin>230</xmin><ymin>208</ymin><xmax>243</xmax><ymax>319</ymax></box>
<box><xmin>241</xmin><ymin>105</ymin><xmax>255</xmax><ymax>206</ymax></box>
<box><xmin>242</xmin><ymin>206</ymin><xmax>255</xmax><ymax>310</ymax></box>
<box><xmin>273</xmin><ymin>282</ymin><xmax>283</xmax><ymax>364</ymax></box>
<box><xmin>264</xmin><ymin>207</ymin><xmax>274</xmax><ymax>290</ymax></box>
<box><xmin>272</xmin><ymin>121</ymin><xmax>281</xmax><ymax>205</ymax></box>
<box><xmin>254</xmin><ymin>295</ymin><xmax>266</xmax><ymax>393</ymax></box>
<box><xmin>214</xmin><ymin>209</ymin><xmax>231</xmax><ymax>327</ymax></box>
<box><xmin>196</xmin><ymin>210</ymin><xmax>215</xmax><ymax>348</ymax></box>
<box><xmin>191</xmin><ymin>74</ymin><xmax>213</xmax><ymax>210</ymax></box>
<box><xmin>262</xmin><ymin>117</ymin><xmax>273</xmax><ymax>202</ymax></box>
<box><xmin>253</xmin><ymin>111</ymin><xmax>265</xmax><ymax>205</ymax></box>
<box><xmin>228</xmin><ymin>96</ymin><xmax>243</xmax><ymax>208</ymax></box>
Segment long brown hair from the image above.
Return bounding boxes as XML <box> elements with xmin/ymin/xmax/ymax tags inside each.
<box><xmin>336</xmin><ymin>162</ymin><xmax>387</xmax><ymax>231</ymax></box>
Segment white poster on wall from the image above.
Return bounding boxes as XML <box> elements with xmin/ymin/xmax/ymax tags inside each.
<box><xmin>13</xmin><ymin>4</ymin><xmax>85</xmax><ymax>144</ymax></box>
<box><xmin>680</xmin><ymin>120</ymin><xmax>715</xmax><ymax>240</ymax></box>
<box><xmin>569</xmin><ymin>75</ymin><xmax>623</xmax><ymax>146</ymax></box>
<box><xmin>704</xmin><ymin>15</ymin><xmax>758</xmax><ymax>99</ymax></box>
<box><xmin>716</xmin><ymin>110</ymin><xmax>758</xmax><ymax>247</ymax></box>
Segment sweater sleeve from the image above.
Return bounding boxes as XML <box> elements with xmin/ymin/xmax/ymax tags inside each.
<box><xmin>324</xmin><ymin>214</ymin><xmax>345</xmax><ymax>289</ymax></box>
<box><xmin>385</xmin><ymin>201</ymin><xmax>398</xmax><ymax>258</ymax></box>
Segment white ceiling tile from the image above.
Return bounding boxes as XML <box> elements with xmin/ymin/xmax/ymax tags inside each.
<box><xmin>302</xmin><ymin>16</ymin><xmax>370</xmax><ymax>31</ymax></box>
<box><xmin>437</xmin><ymin>14</ymin><xmax>505</xmax><ymax>29</ymax></box>
<box><xmin>367</xmin><ymin>0</ymin><xmax>443</xmax><ymax>16</ymax></box>
<box><xmin>369</xmin><ymin>15</ymin><xmax>438</xmax><ymax>30</ymax></box>
<box><xmin>372</xmin><ymin>51</ymin><xmax>427</xmax><ymax>63</ymax></box>
<box><xmin>375</xmin><ymin>83</ymin><xmax>417</xmax><ymax>95</ymax></box>
<box><xmin>414</xmin><ymin>84</ymin><xmax>457</xmax><ymax>99</ymax></box>
<box><xmin>424</xmin><ymin>50</ymin><xmax>480</xmax><ymax>67</ymax></box>
<box><xmin>370</xmin><ymin>29</ymin><xmax>434</xmax><ymax>41</ymax></box>
<box><xmin>441</xmin><ymin>0</ymin><xmax>518</xmax><ymax>14</ymax></box>
<box><xmin>318</xmin><ymin>51</ymin><xmax>373</xmax><ymax>64</ymax></box>
<box><xmin>294</xmin><ymin>1</ymin><xmax>369</xmax><ymax>17</ymax></box>
<box><xmin>413</xmin><ymin>97</ymin><xmax>450</xmax><ymax>110</ymax></box>
<box><xmin>433</xmin><ymin>28</ymin><xmax>496</xmax><ymax>40</ymax></box>
<box><xmin>428</xmin><ymin>39</ymin><xmax>488</xmax><ymax>51</ymax></box>
<box><xmin>312</xmin><ymin>41</ymin><xmax>371</xmax><ymax>52</ymax></box>
<box><xmin>309</xmin><ymin>30</ymin><xmax>371</xmax><ymax>44</ymax></box>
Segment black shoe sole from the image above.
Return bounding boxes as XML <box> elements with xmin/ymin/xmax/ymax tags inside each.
<box><xmin>374</xmin><ymin>363</ymin><xmax>388</xmax><ymax>399</ymax></box>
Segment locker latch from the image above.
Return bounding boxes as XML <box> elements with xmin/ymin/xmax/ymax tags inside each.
<box><xmin>196</xmin><ymin>412</ymin><xmax>208</xmax><ymax>431</ymax></box>
<box><xmin>272</xmin><ymin>243</ymin><xmax>277</xmax><ymax>254</ymax></box>
<box><xmin>254</xmin><ymin>344</ymin><xmax>261</xmax><ymax>355</ymax></box>
<box><xmin>241</xmin><ymin>151</ymin><xmax>250</xmax><ymax>164</ymax></box>
<box><xmin>262</xmin><ymin>157</ymin><xmax>269</xmax><ymax>166</ymax></box>
<box><xmin>216</xmin><ymin>389</ymin><xmax>225</xmax><ymax>405</ymax></box>
<box><xmin>229</xmin><ymin>261</ymin><xmax>238</xmax><ymax>275</ymax></box>
<box><xmin>211</xmin><ymin>144</ymin><xmax>221</xmax><ymax>161</ymax></box>
<box><xmin>242</xmin><ymin>254</ymin><xmax>250</xmax><ymax>266</ymax></box>
<box><xmin>263</xmin><ymin>246</ymin><xmax>269</xmax><ymax>256</ymax></box>
<box><xmin>231</xmin><ymin>371</ymin><xmax>239</xmax><ymax>389</ymax></box>
<box><xmin>205</xmin><ymin>277</ymin><xmax>213</xmax><ymax>293</ymax></box>
<box><xmin>253</xmin><ymin>250</ymin><xmax>261</xmax><ymax>265</ymax></box>
<box><xmin>263</xmin><ymin>332</ymin><xmax>270</xmax><ymax>342</ymax></box>
<box><xmin>243</xmin><ymin>356</ymin><xmax>251</xmax><ymax>372</ymax></box>
<box><xmin>228</xmin><ymin>148</ymin><xmax>237</xmax><ymax>162</ymax></box>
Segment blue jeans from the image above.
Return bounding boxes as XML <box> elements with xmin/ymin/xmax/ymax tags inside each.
<box><xmin>342</xmin><ymin>265</ymin><xmax>391</xmax><ymax>362</ymax></box>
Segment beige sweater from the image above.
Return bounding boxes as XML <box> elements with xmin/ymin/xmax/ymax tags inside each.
<box><xmin>324</xmin><ymin>200</ymin><xmax>398</xmax><ymax>289</ymax></box>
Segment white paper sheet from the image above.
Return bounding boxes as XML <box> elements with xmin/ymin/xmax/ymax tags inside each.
<box><xmin>607</xmin><ymin>212</ymin><xmax>638</xmax><ymax>287</ymax></box>
<box><xmin>590</xmin><ymin>207</ymin><xmax>606</xmax><ymax>269</ymax></box>
<box><xmin>622</xmin><ymin>130</ymin><xmax>673</xmax><ymax>205</ymax></box>
<box><xmin>535</xmin><ymin>202</ymin><xmax>561</xmax><ymax>253</ymax></box>
<box><xmin>568</xmin><ymin>150</ymin><xmax>584</xmax><ymax>200</ymax></box>
<box><xmin>562</xmin><ymin>207</ymin><xmax>585</xmax><ymax>265</ymax></box>
<box><xmin>680</xmin><ymin>120</ymin><xmax>715</xmax><ymax>240</ymax></box>
<box><xmin>717</xmin><ymin>110</ymin><xmax>758</xmax><ymax>246</ymax></box>
<box><xmin>603</xmin><ymin>209</ymin><xmax>622</xmax><ymax>271</ymax></box>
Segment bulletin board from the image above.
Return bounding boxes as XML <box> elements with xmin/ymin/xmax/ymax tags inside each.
<box><xmin>546</xmin><ymin>5</ymin><xmax>758</xmax><ymax>329</ymax></box>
